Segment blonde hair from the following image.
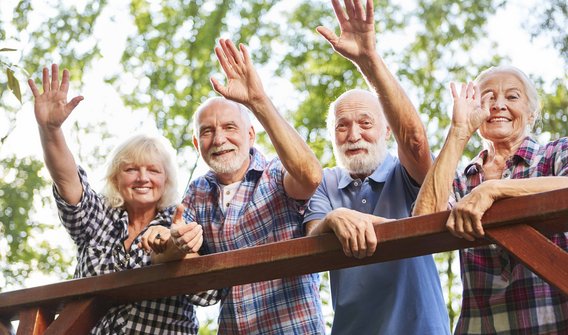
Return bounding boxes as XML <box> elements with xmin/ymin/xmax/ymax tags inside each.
<box><xmin>475</xmin><ymin>65</ymin><xmax>541</xmax><ymax>129</ymax></box>
<box><xmin>101</xmin><ymin>133</ymin><xmax>179</xmax><ymax>209</ymax></box>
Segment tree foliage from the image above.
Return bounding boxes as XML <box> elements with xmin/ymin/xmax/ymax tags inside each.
<box><xmin>1</xmin><ymin>0</ymin><xmax>567</xmax><ymax>331</ymax></box>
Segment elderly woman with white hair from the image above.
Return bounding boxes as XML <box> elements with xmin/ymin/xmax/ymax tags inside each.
<box><xmin>414</xmin><ymin>65</ymin><xmax>568</xmax><ymax>334</ymax></box>
<box><xmin>28</xmin><ymin>64</ymin><xmax>219</xmax><ymax>334</ymax></box>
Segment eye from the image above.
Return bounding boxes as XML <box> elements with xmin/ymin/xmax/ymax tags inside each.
<box><xmin>507</xmin><ymin>95</ymin><xmax>519</xmax><ymax>100</ymax></box>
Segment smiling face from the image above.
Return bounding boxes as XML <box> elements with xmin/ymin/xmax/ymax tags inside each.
<box><xmin>329</xmin><ymin>90</ymin><xmax>390</xmax><ymax>179</ymax></box>
<box><xmin>193</xmin><ymin>98</ymin><xmax>254</xmax><ymax>184</ymax></box>
<box><xmin>116</xmin><ymin>159</ymin><xmax>167</xmax><ymax>213</ymax></box>
<box><xmin>478</xmin><ymin>71</ymin><xmax>535</xmax><ymax>146</ymax></box>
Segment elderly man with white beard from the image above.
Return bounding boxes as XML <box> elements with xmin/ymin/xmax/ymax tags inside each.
<box><xmin>302</xmin><ymin>0</ymin><xmax>450</xmax><ymax>334</ymax></box>
<box><xmin>150</xmin><ymin>37</ymin><xmax>325</xmax><ymax>335</ymax></box>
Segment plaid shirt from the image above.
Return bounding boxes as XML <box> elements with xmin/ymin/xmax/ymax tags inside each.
<box><xmin>452</xmin><ymin>137</ymin><xmax>568</xmax><ymax>334</ymax></box>
<box><xmin>54</xmin><ymin>166</ymin><xmax>220</xmax><ymax>335</ymax></box>
<box><xmin>183</xmin><ymin>148</ymin><xmax>325</xmax><ymax>335</ymax></box>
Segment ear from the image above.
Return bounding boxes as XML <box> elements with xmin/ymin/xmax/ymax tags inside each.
<box><xmin>248</xmin><ymin>125</ymin><xmax>256</xmax><ymax>146</ymax></box>
<box><xmin>192</xmin><ymin>135</ymin><xmax>200</xmax><ymax>152</ymax></box>
<box><xmin>384</xmin><ymin>126</ymin><xmax>392</xmax><ymax>140</ymax></box>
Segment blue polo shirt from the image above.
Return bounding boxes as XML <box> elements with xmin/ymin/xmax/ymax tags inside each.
<box><xmin>304</xmin><ymin>153</ymin><xmax>450</xmax><ymax>335</ymax></box>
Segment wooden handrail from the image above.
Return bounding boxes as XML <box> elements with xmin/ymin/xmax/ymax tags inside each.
<box><xmin>1</xmin><ymin>188</ymin><xmax>568</xmax><ymax>333</ymax></box>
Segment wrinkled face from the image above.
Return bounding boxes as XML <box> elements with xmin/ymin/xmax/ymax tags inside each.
<box><xmin>116</xmin><ymin>161</ymin><xmax>166</xmax><ymax>211</ymax></box>
<box><xmin>332</xmin><ymin>92</ymin><xmax>389</xmax><ymax>177</ymax></box>
<box><xmin>478</xmin><ymin>71</ymin><xmax>534</xmax><ymax>145</ymax></box>
<box><xmin>194</xmin><ymin>100</ymin><xmax>254</xmax><ymax>177</ymax></box>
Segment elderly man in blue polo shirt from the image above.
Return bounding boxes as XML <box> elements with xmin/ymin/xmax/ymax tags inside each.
<box><xmin>303</xmin><ymin>0</ymin><xmax>450</xmax><ymax>334</ymax></box>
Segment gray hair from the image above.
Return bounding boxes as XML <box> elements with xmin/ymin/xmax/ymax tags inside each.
<box><xmin>475</xmin><ymin>65</ymin><xmax>541</xmax><ymax>129</ymax></box>
<box><xmin>326</xmin><ymin>88</ymin><xmax>386</xmax><ymax>141</ymax></box>
<box><xmin>192</xmin><ymin>97</ymin><xmax>252</xmax><ymax>137</ymax></box>
<box><xmin>101</xmin><ymin>133</ymin><xmax>179</xmax><ymax>209</ymax></box>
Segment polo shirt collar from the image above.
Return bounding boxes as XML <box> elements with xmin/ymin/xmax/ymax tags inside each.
<box><xmin>338</xmin><ymin>153</ymin><xmax>395</xmax><ymax>189</ymax></box>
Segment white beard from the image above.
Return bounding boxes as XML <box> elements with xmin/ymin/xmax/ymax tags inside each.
<box><xmin>334</xmin><ymin>136</ymin><xmax>387</xmax><ymax>176</ymax></box>
<box><xmin>206</xmin><ymin>144</ymin><xmax>249</xmax><ymax>175</ymax></box>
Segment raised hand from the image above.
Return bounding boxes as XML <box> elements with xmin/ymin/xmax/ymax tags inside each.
<box><xmin>316</xmin><ymin>0</ymin><xmax>376</xmax><ymax>63</ymax></box>
<box><xmin>170</xmin><ymin>204</ymin><xmax>204</xmax><ymax>254</ymax></box>
<box><xmin>210</xmin><ymin>38</ymin><xmax>266</xmax><ymax>108</ymax></box>
<box><xmin>28</xmin><ymin>64</ymin><xmax>84</xmax><ymax>130</ymax></box>
<box><xmin>450</xmin><ymin>82</ymin><xmax>492</xmax><ymax>137</ymax></box>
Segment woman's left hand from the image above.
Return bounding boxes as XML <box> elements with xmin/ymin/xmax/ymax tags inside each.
<box><xmin>447</xmin><ymin>182</ymin><xmax>496</xmax><ymax>241</ymax></box>
<box><xmin>139</xmin><ymin>225</ymin><xmax>171</xmax><ymax>254</ymax></box>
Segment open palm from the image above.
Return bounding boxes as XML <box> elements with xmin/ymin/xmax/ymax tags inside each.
<box><xmin>28</xmin><ymin>64</ymin><xmax>83</xmax><ymax>129</ymax></box>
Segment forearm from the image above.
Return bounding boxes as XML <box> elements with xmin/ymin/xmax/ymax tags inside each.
<box><xmin>39</xmin><ymin>126</ymin><xmax>82</xmax><ymax>204</ymax></box>
<box><xmin>484</xmin><ymin>176</ymin><xmax>568</xmax><ymax>200</ymax></box>
<box><xmin>413</xmin><ymin>127</ymin><xmax>470</xmax><ymax>216</ymax></box>
<box><xmin>249</xmin><ymin>95</ymin><xmax>322</xmax><ymax>193</ymax></box>
<box><xmin>356</xmin><ymin>54</ymin><xmax>431</xmax><ymax>181</ymax></box>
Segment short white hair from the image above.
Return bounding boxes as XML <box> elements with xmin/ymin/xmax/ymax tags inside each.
<box><xmin>326</xmin><ymin>88</ymin><xmax>386</xmax><ymax>140</ymax></box>
<box><xmin>192</xmin><ymin>96</ymin><xmax>251</xmax><ymax>137</ymax></box>
<box><xmin>475</xmin><ymin>65</ymin><xmax>541</xmax><ymax>129</ymax></box>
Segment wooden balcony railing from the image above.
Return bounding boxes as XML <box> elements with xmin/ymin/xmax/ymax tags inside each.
<box><xmin>2</xmin><ymin>188</ymin><xmax>568</xmax><ymax>334</ymax></box>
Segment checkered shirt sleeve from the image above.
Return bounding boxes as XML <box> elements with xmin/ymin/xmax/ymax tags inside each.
<box><xmin>53</xmin><ymin>166</ymin><xmax>221</xmax><ymax>334</ymax></box>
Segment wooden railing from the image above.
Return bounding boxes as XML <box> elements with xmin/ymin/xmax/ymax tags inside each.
<box><xmin>2</xmin><ymin>188</ymin><xmax>568</xmax><ymax>334</ymax></box>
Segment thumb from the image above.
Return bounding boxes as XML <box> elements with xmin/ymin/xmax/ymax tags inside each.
<box><xmin>316</xmin><ymin>26</ymin><xmax>339</xmax><ymax>46</ymax></box>
<box><xmin>173</xmin><ymin>204</ymin><xmax>186</xmax><ymax>225</ymax></box>
<box><xmin>66</xmin><ymin>96</ymin><xmax>84</xmax><ymax>114</ymax></box>
<box><xmin>210</xmin><ymin>77</ymin><xmax>227</xmax><ymax>97</ymax></box>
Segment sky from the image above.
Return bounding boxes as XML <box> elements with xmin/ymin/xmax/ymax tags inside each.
<box><xmin>2</xmin><ymin>0</ymin><xmax>567</xmax><ymax>328</ymax></box>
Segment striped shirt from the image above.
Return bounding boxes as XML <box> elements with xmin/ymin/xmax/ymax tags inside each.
<box><xmin>183</xmin><ymin>148</ymin><xmax>325</xmax><ymax>335</ymax></box>
<box><xmin>452</xmin><ymin>137</ymin><xmax>568</xmax><ymax>334</ymax></box>
<box><xmin>55</xmin><ymin>166</ymin><xmax>220</xmax><ymax>335</ymax></box>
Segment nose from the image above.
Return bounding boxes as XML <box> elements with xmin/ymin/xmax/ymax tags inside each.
<box><xmin>213</xmin><ymin>130</ymin><xmax>227</xmax><ymax>146</ymax></box>
<box><xmin>137</xmin><ymin>168</ymin><xmax>150</xmax><ymax>182</ymax></box>
<box><xmin>347</xmin><ymin>126</ymin><xmax>362</xmax><ymax>143</ymax></box>
<box><xmin>491</xmin><ymin>96</ymin><xmax>507</xmax><ymax>111</ymax></box>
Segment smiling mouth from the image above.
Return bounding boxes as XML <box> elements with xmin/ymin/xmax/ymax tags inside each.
<box><xmin>345</xmin><ymin>148</ymin><xmax>367</xmax><ymax>155</ymax></box>
<box><xmin>211</xmin><ymin>149</ymin><xmax>235</xmax><ymax>157</ymax></box>
<box><xmin>488</xmin><ymin>117</ymin><xmax>511</xmax><ymax>123</ymax></box>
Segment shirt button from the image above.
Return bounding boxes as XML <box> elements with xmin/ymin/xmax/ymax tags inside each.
<box><xmin>226</xmin><ymin>190</ymin><xmax>231</xmax><ymax>195</ymax></box>
<box><xmin>237</xmin><ymin>306</ymin><xmax>243</xmax><ymax>313</ymax></box>
<box><xmin>226</xmin><ymin>203</ymin><xmax>230</xmax><ymax>207</ymax></box>
<box><xmin>362</xmin><ymin>199</ymin><xmax>367</xmax><ymax>204</ymax></box>
<box><xmin>354</xmin><ymin>181</ymin><xmax>359</xmax><ymax>186</ymax></box>
<box><xmin>503</xmin><ymin>172</ymin><xmax>511</xmax><ymax>178</ymax></box>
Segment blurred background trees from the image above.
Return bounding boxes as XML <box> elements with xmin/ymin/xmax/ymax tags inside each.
<box><xmin>1</xmin><ymin>0</ymin><xmax>567</xmax><ymax>332</ymax></box>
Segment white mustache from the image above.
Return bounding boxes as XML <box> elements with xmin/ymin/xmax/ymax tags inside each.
<box><xmin>210</xmin><ymin>145</ymin><xmax>238</xmax><ymax>155</ymax></box>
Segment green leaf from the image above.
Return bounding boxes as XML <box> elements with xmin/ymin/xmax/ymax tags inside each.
<box><xmin>6</xmin><ymin>67</ymin><xmax>22</xmax><ymax>103</ymax></box>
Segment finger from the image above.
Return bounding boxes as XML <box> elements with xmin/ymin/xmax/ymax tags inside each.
<box><xmin>472</xmin><ymin>216</ymin><xmax>485</xmax><ymax>238</ymax></box>
<box><xmin>240</xmin><ymin>43</ymin><xmax>252</xmax><ymax>67</ymax></box>
<box><xmin>60</xmin><ymin>68</ymin><xmax>70</xmax><ymax>93</ymax></box>
<box><xmin>185</xmin><ymin>228</ymin><xmax>203</xmax><ymax>253</ymax></box>
<box><xmin>365</xmin><ymin>0</ymin><xmax>374</xmax><ymax>23</ymax></box>
<box><xmin>446</xmin><ymin>214</ymin><xmax>459</xmax><ymax>238</ymax></box>
<box><xmin>450</xmin><ymin>82</ymin><xmax>458</xmax><ymax>98</ymax></box>
<box><xmin>28</xmin><ymin>79</ymin><xmax>40</xmax><ymax>97</ymax></box>
<box><xmin>331</xmin><ymin>0</ymin><xmax>348</xmax><ymax>25</ymax></box>
<box><xmin>339</xmin><ymin>235</ymin><xmax>353</xmax><ymax>257</ymax></box>
<box><xmin>344</xmin><ymin>0</ymin><xmax>357</xmax><ymax>20</ymax></box>
<box><xmin>173</xmin><ymin>203</ymin><xmax>186</xmax><ymax>225</ymax></box>
<box><xmin>66</xmin><ymin>96</ymin><xmax>84</xmax><ymax>114</ymax></box>
<box><xmin>210</xmin><ymin>77</ymin><xmax>227</xmax><ymax>96</ymax></box>
<box><xmin>225</xmin><ymin>39</ymin><xmax>243</xmax><ymax>66</ymax></box>
<box><xmin>220</xmin><ymin>39</ymin><xmax>239</xmax><ymax>70</ymax></box>
<box><xmin>460</xmin><ymin>82</ymin><xmax>467</xmax><ymax>98</ymax></box>
<box><xmin>214</xmin><ymin>44</ymin><xmax>236</xmax><ymax>79</ymax></box>
<box><xmin>458</xmin><ymin>212</ymin><xmax>475</xmax><ymax>242</ymax></box>
<box><xmin>481</xmin><ymin>91</ymin><xmax>493</xmax><ymax>111</ymax></box>
<box><xmin>348</xmin><ymin>234</ymin><xmax>358</xmax><ymax>258</ymax></box>
<box><xmin>51</xmin><ymin>64</ymin><xmax>59</xmax><ymax>91</ymax></box>
<box><xmin>316</xmin><ymin>26</ymin><xmax>339</xmax><ymax>46</ymax></box>
<box><xmin>466</xmin><ymin>82</ymin><xmax>475</xmax><ymax>99</ymax></box>
<box><xmin>365</xmin><ymin>225</ymin><xmax>377</xmax><ymax>257</ymax></box>
<box><xmin>42</xmin><ymin>67</ymin><xmax>50</xmax><ymax>93</ymax></box>
<box><xmin>355</xmin><ymin>229</ymin><xmax>367</xmax><ymax>259</ymax></box>
<box><xmin>353</xmin><ymin>0</ymin><xmax>365</xmax><ymax>20</ymax></box>
<box><xmin>179</xmin><ymin>223</ymin><xmax>202</xmax><ymax>243</ymax></box>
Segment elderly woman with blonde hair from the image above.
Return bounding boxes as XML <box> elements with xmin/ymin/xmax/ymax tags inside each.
<box><xmin>28</xmin><ymin>64</ymin><xmax>219</xmax><ymax>334</ymax></box>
